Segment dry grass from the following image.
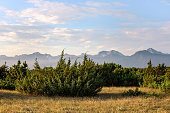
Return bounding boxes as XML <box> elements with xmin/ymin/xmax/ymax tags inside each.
<box><xmin>0</xmin><ymin>87</ymin><xmax>169</xmax><ymax>113</ymax></box>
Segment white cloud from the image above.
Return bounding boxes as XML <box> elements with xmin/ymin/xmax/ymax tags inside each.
<box><xmin>0</xmin><ymin>0</ymin><xmax>137</xmax><ymax>25</ymax></box>
<box><xmin>77</xmin><ymin>38</ymin><xmax>92</xmax><ymax>47</ymax></box>
<box><xmin>85</xmin><ymin>45</ymin><xmax>90</xmax><ymax>49</ymax></box>
<box><xmin>0</xmin><ymin>0</ymin><xmax>169</xmax><ymax>56</ymax></box>
<box><xmin>112</xmin><ymin>2</ymin><xmax>128</xmax><ymax>7</ymax></box>
<box><xmin>84</xmin><ymin>40</ymin><xmax>91</xmax><ymax>44</ymax></box>
<box><xmin>49</xmin><ymin>28</ymin><xmax>73</xmax><ymax>40</ymax></box>
<box><xmin>79</xmin><ymin>38</ymin><xmax>86</xmax><ymax>42</ymax></box>
<box><xmin>101</xmin><ymin>22</ymin><xmax>170</xmax><ymax>55</ymax></box>
<box><xmin>96</xmin><ymin>45</ymin><xmax>104</xmax><ymax>49</ymax></box>
<box><xmin>109</xmin><ymin>10</ymin><xmax>137</xmax><ymax>19</ymax></box>
<box><xmin>85</xmin><ymin>1</ymin><xmax>128</xmax><ymax>8</ymax></box>
<box><xmin>85</xmin><ymin>1</ymin><xmax>110</xmax><ymax>7</ymax></box>
<box><xmin>120</xmin><ymin>26</ymin><xmax>170</xmax><ymax>41</ymax></box>
<box><xmin>0</xmin><ymin>24</ymin><xmax>51</xmax><ymax>46</ymax></box>
<box><xmin>0</xmin><ymin>24</ymin><xmax>100</xmax><ymax>56</ymax></box>
<box><xmin>0</xmin><ymin>43</ymin><xmax>61</xmax><ymax>56</ymax></box>
<box><xmin>27</xmin><ymin>0</ymin><xmax>42</xmax><ymax>4</ymax></box>
<box><xmin>0</xmin><ymin>22</ymin><xmax>170</xmax><ymax>56</ymax></box>
<box><xmin>0</xmin><ymin>21</ymin><xmax>9</xmax><ymax>25</ymax></box>
<box><xmin>0</xmin><ymin>32</ymin><xmax>18</xmax><ymax>42</ymax></box>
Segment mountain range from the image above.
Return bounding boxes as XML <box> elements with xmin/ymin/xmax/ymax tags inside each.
<box><xmin>0</xmin><ymin>48</ymin><xmax>170</xmax><ymax>68</ymax></box>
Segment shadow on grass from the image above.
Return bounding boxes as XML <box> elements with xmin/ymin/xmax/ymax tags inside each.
<box><xmin>2</xmin><ymin>90</ymin><xmax>167</xmax><ymax>100</ymax></box>
<box><xmin>0</xmin><ymin>90</ymin><xmax>126</xmax><ymax>100</ymax></box>
<box><xmin>1</xmin><ymin>91</ymin><xmax>168</xmax><ymax>101</ymax></box>
<box><xmin>0</xmin><ymin>91</ymin><xmax>37</xmax><ymax>100</ymax></box>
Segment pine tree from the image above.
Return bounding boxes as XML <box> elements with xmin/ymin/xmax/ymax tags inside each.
<box><xmin>34</xmin><ymin>58</ymin><xmax>40</xmax><ymax>70</ymax></box>
<box><xmin>147</xmin><ymin>59</ymin><xmax>152</xmax><ymax>69</ymax></box>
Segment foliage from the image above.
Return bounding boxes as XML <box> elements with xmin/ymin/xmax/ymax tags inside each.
<box><xmin>15</xmin><ymin>52</ymin><xmax>103</xmax><ymax>96</ymax></box>
<box><xmin>122</xmin><ymin>88</ymin><xmax>146</xmax><ymax>96</ymax></box>
<box><xmin>0</xmin><ymin>52</ymin><xmax>169</xmax><ymax>95</ymax></box>
<box><xmin>0</xmin><ymin>63</ymin><xmax>9</xmax><ymax>89</ymax></box>
<box><xmin>141</xmin><ymin>60</ymin><xmax>169</xmax><ymax>92</ymax></box>
<box><xmin>159</xmin><ymin>73</ymin><xmax>170</xmax><ymax>93</ymax></box>
<box><xmin>122</xmin><ymin>88</ymin><xmax>161</xmax><ymax>98</ymax></box>
<box><xmin>99</xmin><ymin>63</ymin><xmax>139</xmax><ymax>87</ymax></box>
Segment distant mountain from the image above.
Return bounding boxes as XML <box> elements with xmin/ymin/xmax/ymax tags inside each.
<box><xmin>146</xmin><ymin>48</ymin><xmax>165</xmax><ymax>55</ymax></box>
<box><xmin>126</xmin><ymin>48</ymin><xmax>170</xmax><ymax>67</ymax></box>
<box><xmin>98</xmin><ymin>50</ymin><xmax>124</xmax><ymax>57</ymax></box>
<box><xmin>0</xmin><ymin>48</ymin><xmax>169</xmax><ymax>68</ymax></box>
<box><xmin>15</xmin><ymin>52</ymin><xmax>53</xmax><ymax>59</ymax></box>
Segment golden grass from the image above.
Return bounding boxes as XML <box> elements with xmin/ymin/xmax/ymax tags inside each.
<box><xmin>0</xmin><ymin>87</ymin><xmax>169</xmax><ymax>113</ymax></box>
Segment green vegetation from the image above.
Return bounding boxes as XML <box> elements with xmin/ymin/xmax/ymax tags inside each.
<box><xmin>0</xmin><ymin>51</ymin><xmax>169</xmax><ymax>96</ymax></box>
<box><xmin>122</xmin><ymin>88</ymin><xmax>147</xmax><ymax>96</ymax></box>
<box><xmin>0</xmin><ymin>51</ymin><xmax>103</xmax><ymax>96</ymax></box>
<box><xmin>99</xmin><ymin>63</ymin><xmax>139</xmax><ymax>87</ymax></box>
<box><xmin>122</xmin><ymin>87</ymin><xmax>161</xmax><ymax>98</ymax></box>
<box><xmin>16</xmin><ymin>52</ymin><xmax>103</xmax><ymax>96</ymax></box>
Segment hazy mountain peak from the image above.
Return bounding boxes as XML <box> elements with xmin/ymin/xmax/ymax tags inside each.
<box><xmin>146</xmin><ymin>48</ymin><xmax>164</xmax><ymax>55</ymax></box>
<box><xmin>98</xmin><ymin>50</ymin><xmax>124</xmax><ymax>57</ymax></box>
<box><xmin>32</xmin><ymin>52</ymin><xmax>41</xmax><ymax>55</ymax></box>
<box><xmin>0</xmin><ymin>55</ymin><xmax>7</xmax><ymax>57</ymax></box>
<box><xmin>0</xmin><ymin>55</ymin><xmax>7</xmax><ymax>58</ymax></box>
<box><xmin>110</xmin><ymin>50</ymin><xmax>124</xmax><ymax>56</ymax></box>
<box><xmin>133</xmin><ymin>48</ymin><xmax>165</xmax><ymax>56</ymax></box>
<box><xmin>30</xmin><ymin>52</ymin><xmax>53</xmax><ymax>59</ymax></box>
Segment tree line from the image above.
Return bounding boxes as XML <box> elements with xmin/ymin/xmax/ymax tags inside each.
<box><xmin>0</xmin><ymin>51</ymin><xmax>169</xmax><ymax>96</ymax></box>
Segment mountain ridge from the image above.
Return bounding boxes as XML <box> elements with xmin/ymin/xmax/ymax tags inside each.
<box><xmin>0</xmin><ymin>48</ymin><xmax>170</xmax><ymax>68</ymax></box>
<box><xmin>0</xmin><ymin>48</ymin><xmax>169</xmax><ymax>57</ymax></box>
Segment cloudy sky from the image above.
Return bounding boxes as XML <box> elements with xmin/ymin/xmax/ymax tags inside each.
<box><xmin>0</xmin><ymin>0</ymin><xmax>170</xmax><ymax>56</ymax></box>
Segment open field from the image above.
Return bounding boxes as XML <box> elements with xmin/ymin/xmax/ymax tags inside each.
<box><xmin>0</xmin><ymin>87</ymin><xmax>169</xmax><ymax>113</ymax></box>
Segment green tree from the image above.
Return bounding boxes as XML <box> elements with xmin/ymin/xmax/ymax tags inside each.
<box><xmin>34</xmin><ymin>58</ymin><xmax>40</xmax><ymax>70</ymax></box>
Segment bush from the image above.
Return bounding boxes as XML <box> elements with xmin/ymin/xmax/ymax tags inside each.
<box><xmin>122</xmin><ymin>88</ymin><xmax>146</xmax><ymax>96</ymax></box>
<box><xmin>159</xmin><ymin>73</ymin><xmax>170</xmax><ymax>93</ymax></box>
<box><xmin>0</xmin><ymin>63</ymin><xmax>15</xmax><ymax>90</ymax></box>
<box><xmin>99</xmin><ymin>63</ymin><xmax>139</xmax><ymax>87</ymax></box>
<box><xmin>16</xmin><ymin>52</ymin><xmax>103</xmax><ymax>96</ymax></box>
<box><xmin>139</xmin><ymin>60</ymin><xmax>169</xmax><ymax>93</ymax></box>
<box><xmin>122</xmin><ymin>88</ymin><xmax>161</xmax><ymax>98</ymax></box>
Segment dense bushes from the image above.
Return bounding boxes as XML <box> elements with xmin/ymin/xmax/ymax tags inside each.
<box><xmin>159</xmin><ymin>73</ymin><xmax>170</xmax><ymax>93</ymax></box>
<box><xmin>138</xmin><ymin>60</ymin><xmax>169</xmax><ymax>93</ymax></box>
<box><xmin>0</xmin><ymin>51</ymin><xmax>169</xmax><ymax>96</ymax></box>
<box><xmin>15</xmin><ymin>51</ymin><xmax>103</xmax><ymax>96</ymax></box>
<box><xmin>99</xmin><ymin>63</ymin><xmax>139</xmax><ymax>87</ymax></box>
<box><xmin>0</xmin><ymin>60</ymin><xmax>29</xmax><ymax>90</ymax></box>
<box><xmin>0</xmin><ymin>63</ymin><xmax>15</xmax><ymax>90</ymax></box>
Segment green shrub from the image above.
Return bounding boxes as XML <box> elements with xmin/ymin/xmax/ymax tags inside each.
<box><xmin>140</xmin><ymin>60</ymin><xmax>169</xmax><ymax>93</ymax></box>
<box><xmin>99</xmin><ymin>63</ymin><xmax>139</xmax><ymax>87</ymax></box>
<box><xmin>0</xmin><ymin>63</ymin><xmax>15</xmax><ymax>90</ymax></box>
<box><xmin>159</xmin><ymin>73</ymin><xmax>170</xmax><ymax>93</ymax></box>
<box><xmin>122</xmin><ymin>88</ymin><xmax>146</xmax><ymax>96</ymax></box>
<box><xmin>16</xmin><ymin>52</ymin><xmax>103</xmax><ymax>96</ymax></box>
<box><xmin>122</xmin><ymin>88</ymin><xmax>161</xmax><ymax>98</ymax></box>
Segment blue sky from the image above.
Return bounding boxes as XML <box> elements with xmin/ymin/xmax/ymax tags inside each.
<box><xmin>0</xmin><ymin>0</ymin><xmax>170</xmax><ymax>56</ymax></box>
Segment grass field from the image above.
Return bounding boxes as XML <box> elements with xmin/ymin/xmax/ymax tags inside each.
<box><xmin>0</xmin><ymin>87</ymin><xmax>169</xmax><ymax>112</ymax></box>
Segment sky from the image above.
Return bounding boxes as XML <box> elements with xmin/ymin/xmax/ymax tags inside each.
<box><xmin>0</xmin><ymin>0</ymin><xmax>170</xmax><ymax>56</ymax></box>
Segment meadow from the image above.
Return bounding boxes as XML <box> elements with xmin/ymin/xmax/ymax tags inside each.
<box><xmin>0</xmin><ymin>53</ymin><xmax>169</xmax><ymax>112</ymax></box>
<box><xmin>0</xmin><ymin>87</ymin><xmax>169</xmax><ymax>112</ymax></box>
